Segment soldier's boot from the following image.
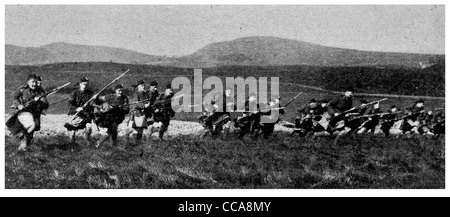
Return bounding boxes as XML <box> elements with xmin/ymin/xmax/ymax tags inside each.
<box><xmin>18</xmin><ymin>132</ymin><xmax>29</xmax><ymax>151</ymax></box>
<box><xmin>111</xmin><ymin>131</ymin><xmax>118</xmax><ymax>147</ymax></box>
<box><xmin>222</xmin><ymin>126</ymin><xmax>230</xmax><ymax>140</ymax></box>
<box><xmin>135</xmin><ymin>129</ymin><xmax>144</xmax><ymax>144</ymax></box>
<box><xmin>159</xmin><ymin>126</ymin><xmax>167</xmax><ymax>141</ymax></box>
<box><xmin>71</xmin><ymin>131</ymin><xmax>77</xmax><ymax>144</ymax></box>
<box><xmin>84</xmin><ymin>127</ymin><xmax>92</xmax><ymax>144</ymax></box>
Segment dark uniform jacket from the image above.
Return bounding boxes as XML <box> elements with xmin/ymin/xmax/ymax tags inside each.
<box><xmin>13</xmin><ymin>85</ymin><xmax>49</xmax><ymax>117</ymax></box>
<box><xmin>95</xmin><ymin>94</ymin><xmax>130</xmax><ymax>126</ymax></box>
<box><xmin>132</xmin><ymin>91</ymin><xmax>151</xmax><ymax>117</ymax></box>
<box><xmin>148</xmin><ymin>90</ymin><xmax>160</xmax><ymax>106</ymax></box>
<box><xmin>154</xmin><ymin>93</ymin><xmax>175</xmax><ymax>121</ymax></box>
<box><xmin>68</xmin><ymin>89</ymin><xmax>95</xmax><ymax>120</ymax></box>
<box><xmin>329</xmin><ymin>96</ymin><xmax>353</xmax><ymax>114</ymax></box>
<box><xmin>405</xmin><ymin>106</ymin><xmax>425</xmax><ymax>121</ymax></box>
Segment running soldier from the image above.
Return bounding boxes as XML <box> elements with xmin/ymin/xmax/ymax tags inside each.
<box><xmin>402</xmin><ymin>99</ymin><xmax>425</xmax><ymax>135</ymax></box>
<box><xmin>293</xmin><ymin>99</ymin><xmax>320</xmax><ymax>137</ymax></box>
<box><xmin>357</xmin><ymin>101</ymin><xmax>384</xmax><ymax>134</ymax></box>
<box><xmin>334</xmin><ymin>99</ymin><xmax>369</xmax><ymax>145</ymax></box>
<box><xmin>10</xmin><ymin>74</ymin><xmax>49</xmax><ymax>151</ymax></box>
<box><xmin>64</xmin><ymin>77</ymin><xmax>95</xmax><ymax>143</ymax></box>
<box><xmin>146</xmin><ymin>81</ymin><xmax>160</xmax><ymax>135</ymax></box>
<box><xmin>125</xmin><ymin>79</ymin><xmax>151</xmax><ymax>143</ymax></box>
<box><xmin>200</xmin><ymin>89</ymin><xmax>234</xmax><ymax>139</ymax></box>
<box><xmin>260</xmin><ymin>97</ymin><xmax>284</xmax><ymax>139</ymax></box>
<box><xmin>328</xmin><ymin>87</ymin><xmax>354</xmax><ymax>131</ymax></box>
<box><xmin>152</xmin><ymin>84</ymin><xmax>176</xmax><ymax>141</ymax></box>
<box><xmin>94</xmin><ymin>84</ymin><xmax>130</xmax><ymax>148</ymax></box>
<box><xmin>235</xmin><ymin>93</ymin><xmax>260</xmax><ymax>139</ymax></box>
<box><xmin>379</xmin><ymin>105</ymin><xmax>401</xmax><ymax>137</ymax></box>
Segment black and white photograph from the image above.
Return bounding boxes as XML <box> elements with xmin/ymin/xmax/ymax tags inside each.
<box><xmin>2</xmin><ymin>3</ymin><xmax>446</xmax><ymax>193</ymax></box>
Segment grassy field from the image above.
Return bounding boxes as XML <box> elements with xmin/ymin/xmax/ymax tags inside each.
<box><xmin>4</xmin><ymin>62</ymin><xmax>445</xmax><ymax>189</ymax></box>
<box><xmin>5</xmin><ymin>131</ymin><xmax>445</xmax><ymax>189</ymax></box>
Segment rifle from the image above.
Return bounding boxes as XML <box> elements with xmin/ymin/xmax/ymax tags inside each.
<box><xmin>354</xmin><ymin>112</ymin><xmax>391</xmax><ymax>119</ymax></box>
<box><xmin>7</xmin><ymin>82</ymin><xmax>71</xmax><ymax>128</ymax></box>
<box><xmin>340</xmin><ymin>98</ymin><xmax>388</xmax><ymax>116</ymax></box>
<box><xmin>284</xmin><ymin>92</ymin><xmax>303</xmax><ymax>108</ymax></box>
<box><xmin>70</xmin><ymin>69</ymin><xmax>130</xmax><ymax>121</ymax></box>
<box><xmin>49</xmin><ymin>98</ymin><xmax>70</xmax><ymax>107</ymax></box>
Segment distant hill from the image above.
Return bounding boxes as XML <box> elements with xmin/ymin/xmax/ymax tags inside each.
<box><xmin>5</xmin><ymin>42</ymin><xmax>171</xmax><ymax>65</ymax></box>
<box><xmin>6</xmin><ymin>37</ymin><xmax>444</xmax><ymax>68</ymax></box>
<box><xmin>174</xmin><ymin>36</ymin><xmax>444</xmax><ymax>68</ymax></box>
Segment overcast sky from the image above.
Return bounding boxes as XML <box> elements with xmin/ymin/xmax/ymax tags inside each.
<box><xmin>5</xmin><ymin>5</ymin><xmax>445</xmax><ymax>56</ymax></box>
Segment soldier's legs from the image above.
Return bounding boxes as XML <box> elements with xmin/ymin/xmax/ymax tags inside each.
<box><xmin>18</xmin><ymin>112</ymin><xmax>36</xmax><ymax>134</ymax></box>
<box><xmin>96</xmin><ymin>124</ymin><xmax>118</xmax><ymax>148</ymax></box>
<box><xmin>159</xmin><ymin>119</ymin><xmax>170</xmax><ymax>140</ymax></box>
<box><xmin>17</xmin><ymin>112</ymin><xmax>37</xmax><ymax>151</ymax></box>
<box><xmin>136</xmin><ymin>128</ymin><xmax>144</xmax><ymax>141</ymax></box>
<box><xmin>84</xmin><ymin>123</ymin><xmax>93</xmax><ymax>141</ymax></box>
<box><xmin>222</xmin><ymin>121</ymin><xmax>232</xmax><ymax>139</ymax></box>
<box><xmin>110</xmin><ymin>124</ymin><xmax>119</xmax><ymax>146</ymax></box>
<box><xmin>124</xmin><ymin>127</ymin><xmax>134</xmax><ymax>141</ymax></box>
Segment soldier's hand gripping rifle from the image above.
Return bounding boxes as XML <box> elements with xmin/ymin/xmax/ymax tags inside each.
<box><xmin>7</xmin><ymin>82</ymin><xmax>71</xmax><ymax>128</ymax></box>
<box><xmin>70</xmin><ymin>69</ymin><xmax>130</xmax><ymax>121</ymax></box>
<box><xmin>339</xmin><ymin>98</ymin><xmax>388</xmax><ymax>117</ymax></box>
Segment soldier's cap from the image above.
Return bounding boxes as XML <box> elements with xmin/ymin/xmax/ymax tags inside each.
<box><xmin>313</xmin><ymin>116</ymin><xmax>322</xmax><ymax>121</ymax></box>
<box><xmin>415</xmin><ymin>99</ymin><xmax>425</xmax><ymax>104</ymax></box>
<box><xmin>115</xmin><ymin>84</ymin><xmax>124</xmax><ymax>90</ymax></box>
<box><xmin>249</xmin><ymin>93</ymin><xmax>257</xmax><ymax>98</ymax></box>
<box><xmin>37</xmin><ymin>75</ymin><xmax>43</xmax><ymax>81</ymax></box>
<box><xmin>80</xmin><ymin>77</ymin><xmax>89</xmax><ymax>83</ymax></box>
<box><xmin>391</xmin><ymin>105</ymin><xmax>397</xmax><ymax>109</ymax></box>
<box><xmin>150</xmin><ymin>81</ymin><xmax>158</xmax><ymax>86</ymax></box>
<box><xmin>309</xmin><ymin>99</ymin><xmax>317</xmax><ymax>103</ymax></box>
<box><xmin>319</xmin><ymin>99</ymin><xmax>329</xmax><ymax>103</ymax></box>
<box><xmin>165</xmin><ymin>83</ymin><xmax>172</xmax><ymax>90</ymax></box>
<box><xmin>345</xmin><ymin>86</ymin><xmax>355</xmax><ymax>93</ymax></box>
<box><xmin>27</xmin><ymin>74</ymin><xmax>38</xmax><ymax>81</ymax></box>
<box><xmin>360</xmin><ymin>99</ymin><xmax>369</xmax><ymax>104</ymax></box>
<box><xmin>132</xmin><ymin>79</ymin><xmax>146</xmax><ymax>87</ymax></box>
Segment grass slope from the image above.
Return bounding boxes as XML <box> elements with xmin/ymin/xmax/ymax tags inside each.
<box><xmin>5</xmin><ymin>132</ymin><xmax>445</xmax><ymax>189</ymax></box>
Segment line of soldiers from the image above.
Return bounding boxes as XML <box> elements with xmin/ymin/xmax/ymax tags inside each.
<box><xmin>199</xmin><ymin>86</ymin><xmax>445</xmax><ymax>142</ymax></box>
<box><xmin>8</xmin><ymin>75</ymin><xmax>176</xmax><ymax>151</ymax></box>
<box><xmin>290</xmin><ymin>87</ymin><xmax>445</xmax><ymax>142</ymax></box>
<box><xmin>7</xmin><ymin>75</ymin><xmax>445</xmax><ymax>151</ymax></box>
<box><xmin>199</xmin><ymin>89</ymin><xmax>285</xmax><ymax>140</ymax></box>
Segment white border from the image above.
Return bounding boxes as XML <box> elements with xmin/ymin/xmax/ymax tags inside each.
<box><xmin>1</xmin><ymin>0</ymin><xmax>448</xmax><ymax>197</ymax></box>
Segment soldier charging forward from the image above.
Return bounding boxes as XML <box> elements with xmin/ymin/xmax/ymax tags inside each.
<box><xmin>8</xmin><ymin>74</ymin><xmax>49</xmax><ymax>151</ymax></box>
<box><xmin>151</xmin><ymin>84</ymin><xmax>176</xmax><ymax>141</ymax></box>
<box><xmin>125</xmin><ymin>79</ymin><xmax>151</xmax><ymax>143</ymax></box>
<box><xmin>94</xmin><ymin>84</ymin><xmax>130</xmax><ymax>148</ymax></box>
<box><xmin>64</xmin><ymin>77</ymin><xmax>96</xmax><ymax>143</ymax></box>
